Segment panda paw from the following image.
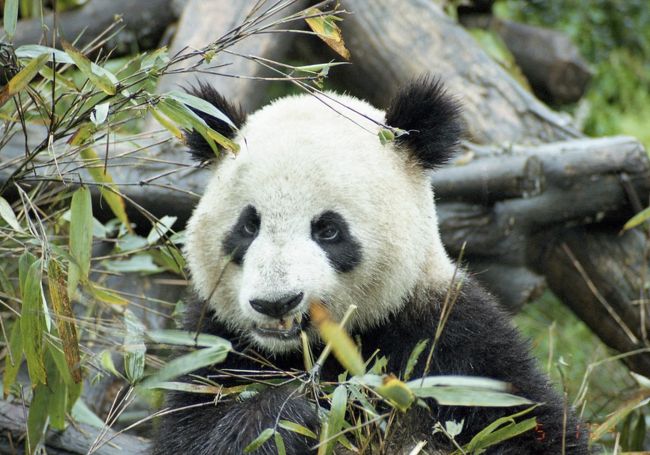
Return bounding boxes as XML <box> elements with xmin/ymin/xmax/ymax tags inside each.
<box><xmin>207</xmin><ymin>385</ymin><xmax>319</xmax><ymax>455</ymax></box>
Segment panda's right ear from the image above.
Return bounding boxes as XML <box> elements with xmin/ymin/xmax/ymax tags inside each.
<box><xmin>184</xmin><ymin>82</ymin><xmax>247</xmax><ymax>164</ymax></box>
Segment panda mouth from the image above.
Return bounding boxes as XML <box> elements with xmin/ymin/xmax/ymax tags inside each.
<box><xmin>253</xmin><ymin>313</ymin><xmax>309</xmax><ymax>340</ymax></box>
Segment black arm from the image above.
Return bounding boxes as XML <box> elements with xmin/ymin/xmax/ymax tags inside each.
<box><xmin>152</xmin><ymin>385</ymin><xmax>319</xmax><ymax>455</ymax></box>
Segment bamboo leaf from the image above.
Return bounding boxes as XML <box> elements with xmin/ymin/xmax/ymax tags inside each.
<box><xmin>79</xmin><ymin>147</ymin><xmax>130</xmax><ymax>229</ymax></box>
<box><xmin>18</xmin><ymin>251</ymin><xmax>36</xmax><ymax>296</ymax></box>
<box><xmin>123</xmin><ymin>310</ymin><xmax>146</xmax><ymax>384</ymax></box>
<box><xmin>324</xmin><ymin>385</ymin><xmax>348</xmax><ymax>454</ymax></box>
<box><xmin>3</xmin><ymin>322</ymin><xmax>23</xmax><ymax>398</ymax></box>
<box><xmin>100</xmin><ymin>350</ymin><xmax>122</xmax><ymax>377</ymax></box>
<box><xmin>90</xmin><ymin>101</ymin><xmax>110</xmax><ymax>126</ymax></box>
<box><xmin>167</xmin><ymin>90</ymin><xmax>236</xmax><ymax>129</ymax></box>
<box><xmin>408</xmin><ymin>376</ymin><xmax>512</xmax><ymax>390</ymax></box>
<box><xmin>149</xmin><ymin>381</ymin><xmax>224</xmax><ymax>394</ymax></box>
<box><xmin>458</xmin><ymin>405</ymin><xmax>538</xmax><ymax>454</ymax></box>
<box><xmin>405</xmin><ymin>376</ymin><xmax>531</xmax><ymax>407</ymax></box>
<box><xmin>147</xmin><ymin>329</ymin><xmax>231</xmax><ymax>349</ymax></box>
<box><xmin>139</xmin><ymin>345</ymin><xmax>230</xmax><ymax>389</ymax></box>
<box><xmin>460</xmin><ymin>417</ymin><xmax>538</xmax><ymax>454</ymax></box>
<box><xmin>0</xmin><ymin>53</ymin><xmax>49</xmax><ymax>107</ymax></box>
<box><xmin>45</xmin><ymin>350</ymin><xmax>67</xmax><ymax>430</ymax></box>
<box><xmin>0</xmin><ymin>196</ymin><xmax>24</xmax><ymax>232</ymax></box>
<box><xmin>147</xmin><ymin>215</ymin><xmax>177</xmax><ymax>245</ymax></box>
<box><xmin>244</xmin><ymin>428</ymin><xmax>274</xmax><ymax>453</ymax></box>
<box><xmin>68</xmin><ymin>186</ymin><xmax>93</xmax><ymax>297</ymax></box>
<box><xmin>375</xmin><ymin>375</ymin><xmax>415</xmax><ymax>412</ymax></box>
<box><xmin>150</xmin><ymin>107</ymin><xmax>183</xmax><ymax>139</ymax></box>
<box><xmin>403</xmin><ymin>339</ymin><xmax>428</xmax><ymax>381</ymax></box>
<box><xmin>158</xmin><ymin>97</ymin><xmax>239</xmax><ymax>153</ymax></box>
<box><xmin>21</xmin><ymin>259</ymin><xmax>46</xmax><ymax>385</ymax></box>
<box><xmin>48</xmin><ymin>260</ymin><xmax>82</xmax><ymax>383</ymax></box>
<box><xmin>89</xmin><ymin>284</ymin><xmax>129</xmax><ymax>305</ymax></box>
<box><xmin>311</xmin><ymin>303</ymin><xmax>365</xmax><ymax>377</ymax></box>
<box><xmin>71</xmin><ymin>399</ymin><xmax>105</xmax><ymax>429</ymax></box>
<box><xmin>15</xmin><ymin>44</ymin><xmax>74</xmax><ymax>64</ymax></box>
<box><xmin>294</xmin><ymin>62</ymin><xmax>349</xmax><ymax>74</ymax></box>
<box><xmin>274</xmin><ymin>431</ymin><xmax>287</xmax><ymax>455</ymax></box>
<box><xmin>61</xmin><ymin>39</ymin><xmax>116</xmax><ymax>95</ymax></box>
<box><xmin>3</xmin><ymin>0</ymin><xmax>19</xmax><ymax>39</ymax></box>
<box><xmin>410</xmin><ymin>386</ymin><xmax>532</xmax><ymax>407</ymax></box>
<box><xmin>102</xmin><ymin>254</ymin><xmax>163</xmax><ymax>273</ymax></box>
<box><xmin>278</xmin><ymin>420</ymin><xmax>318</xmax><ymax>440</ymax></box>
<box><xmin>378</xmin><ymin>128</ymin><xmax>395</xmax><ymax>145</ymax></box>
<box><xmin>305</xmin><ymin>8</ymin><xmax>350</xmax><ymax>60</ymax></box>
<box><xmin>27</xmin><ymin>384</ymin><xmax>50</xmax><ymax>454</ymax></box>
<box><xmin>623</xmin><ymin>206</ymin><xmax>650</xmax><ymax>231</ymax></box>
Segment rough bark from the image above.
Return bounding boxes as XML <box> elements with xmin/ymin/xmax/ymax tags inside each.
<box><xmin>334</xmin><ymin>0</ymin><xmax>579</xmax><ymax>144</ymax></box>
<box><xmin>529</xmin><ymin>227</ymin><xmax>650</xmax><ymax>377</ymax></box>
<box><xmin>154</xmin><ymin>0</ymin><xmax>308</xmax><ymax>112</ymax></box>
<box><xmin>459</xmin><ymin>14</ymin><xmax>592</xmax><ymax>104</ymax></box>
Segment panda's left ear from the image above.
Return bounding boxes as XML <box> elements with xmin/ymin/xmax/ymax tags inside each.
<box><xmin>385</xmin><ymin>75</ymin><xmax>463</xmax><ymax>170</ymax></box>
<box><xmin>184</xmin><ymin>82</ymin><xmax>247</xmax><ymax>164</ymax></box>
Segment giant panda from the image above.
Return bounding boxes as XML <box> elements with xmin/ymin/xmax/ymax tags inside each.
<box><xmin>151</xmin><ymin>77</ymin><xmax>591</xmax><ymax>454</ymax></box>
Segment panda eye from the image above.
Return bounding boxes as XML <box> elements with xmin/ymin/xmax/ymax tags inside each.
<box><xmin>242</xmin><ymin>219</ymin><xmax>259</xmax><ymax>237</ymax></box>
<box><xmin>314</xmin><ymin>222</ymin><xmax>340</xmax><ymax>242</ymax></box>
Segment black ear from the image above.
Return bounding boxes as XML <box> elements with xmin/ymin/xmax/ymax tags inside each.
<box><xmin>385</xmin><ymin>76</ymin><xmax>463</xmax><ymax>170</ymax></box>
<box><xmin>184</xmin><ymin>82</ymin><xmax>247</xmax><ymax>164</ymax></box>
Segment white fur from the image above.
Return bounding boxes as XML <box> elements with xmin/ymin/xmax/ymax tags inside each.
<box><xmin>185</xmin><ymin>92</ymin><xmax>456</xmax><ymax>353</ymax></box>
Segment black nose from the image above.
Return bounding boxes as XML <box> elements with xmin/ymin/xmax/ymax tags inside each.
<box><xmin>250</xmin><ymin>293</ymin><xmax>304</xmax><ymax>318</ymax></box>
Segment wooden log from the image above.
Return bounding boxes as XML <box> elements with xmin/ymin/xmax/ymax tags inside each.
<box><xmin>0</xmin><ymin>399</ymin><xmax>150</xmax><ymax>455</ymax></box>
<box><xmin>530</xmin><ymin>227</ymin><xmax>650</xmax><ymax>377</ymax></box>
<box><xmin>459</xmin><ymin>15</ymin><xmax>593</xmax><ymax>104</ymax></box>
<box><xmin>333</xmin><ymin>0</ymin><xmax>579</xmax><ymax>144</ymax></box>
<box><xmin>434</xmin><ymin>153</ymin><xmax>545</xmax><ymax>203</ymax></box>
<box><xmin>155</xmin><ymin>0</ymin><xmax>309</xmax><ymax>112</ymax></box>
<box><xmin>437</xmin><ymin>136</ymin><xmax>650</xmax><ymax>258</ymax></box>
<box><xmin>0</xmin><ymin>0</ymin><xmax>177</xmax><ymax>54</ymax></box>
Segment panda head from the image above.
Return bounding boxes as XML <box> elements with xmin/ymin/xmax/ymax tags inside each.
<box><xmin>184</xmin><ymin>77</ymin><xmax>463</xmax><ymax>354</ymax></box>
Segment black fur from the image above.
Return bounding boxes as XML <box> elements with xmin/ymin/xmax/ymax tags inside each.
<box><xmin>222</xmin><ymin>205</ymin><xmax>260</xmax><ymax>265</ymax></box>
<box><xmin>311</xmin><ymin>210</ymin><xmax>362</xmax><ymax>273</ymax></box>
<box><xmin>184</xmin><ymin>82</ymin><xmax>247</xmax><ymax>164</ymax></box>
<box><xmin>152</xmin><ymin>278</ymin><xmax>591</xmax><ymax>454</ymax></box>
<box><xmin>385</xmin><ymin>75</ymin><xmax>464</xmax><ymax>169</ymax></box>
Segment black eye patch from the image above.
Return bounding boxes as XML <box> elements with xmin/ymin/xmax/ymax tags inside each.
<box><xmin>311</xmin><ymin>211</ymin><xmax>362</xmax><ymax>273</ymax></box>
<box><xmin>222</xmin><ymin>205</ymin><xmax>260</xmax><ymax>265</ymax></box>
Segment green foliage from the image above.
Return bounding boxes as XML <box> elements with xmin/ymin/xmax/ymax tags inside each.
<box><xmin>497</xmin><ymin>0</ymin><xmax>650</xmax><ymax>147</ymax></box>
<box><xmin>514</xmin><ymin>292</ymin><xmax>647</xmax><ymax>450</ymax></box>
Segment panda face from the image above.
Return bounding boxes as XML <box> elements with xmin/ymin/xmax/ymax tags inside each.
<box><xmin>185</xmin><ymin>82</ymin><xmax>460</xmax><ymax>354</ymax></box>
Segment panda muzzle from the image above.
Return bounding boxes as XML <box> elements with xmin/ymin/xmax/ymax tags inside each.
<box><xmin>250</xmin><ymin>293</ymin><xmax>308</xmax><ymax>339</ymax></box>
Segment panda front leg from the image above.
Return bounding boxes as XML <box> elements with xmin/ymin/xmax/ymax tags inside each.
<box><xmin>152</xmin><ymin>385</ymin><xmax>319</xmax><ymax>455</ymax></box>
